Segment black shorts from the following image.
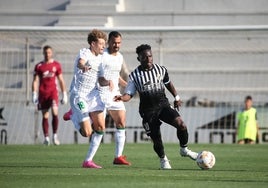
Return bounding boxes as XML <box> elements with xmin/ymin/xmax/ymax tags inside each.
<box><xmin>140</xmin><ymin>105</ymin><xmax>180</xmax><ymax>136</ymax></box>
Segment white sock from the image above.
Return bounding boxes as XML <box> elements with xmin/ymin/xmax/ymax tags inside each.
<box><xmin>161</xmin><ymin>155</ymin><xmax>168</xmax><ymax>160</ymax></box>
<box><xmin>115</xmin><ymin>129</ymin><xmax>126</xmax><ymax>157</ymax></box>
<box><xmin>85</xmin><ymin>131</ymin><xmax>103</xmax><ymax>161</ymax></box>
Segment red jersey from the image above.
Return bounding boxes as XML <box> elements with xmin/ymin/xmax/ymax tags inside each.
<box><xmin>34</xmin><ymin>60</ymin><xmax>62</xmax><ymax>95</ymax></box>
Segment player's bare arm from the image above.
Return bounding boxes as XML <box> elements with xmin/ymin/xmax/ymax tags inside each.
<box><xmin>57</xmin><ymin>73</ymin><xmax>68</xmax><ymax>104</ymax></box>
<box><xmin>32</xmin><ymin>74</ymin><xmax>39</xmax><ymax>93</ymax></box>
<box><xmin>119</xmin><ymin>76</ymin><xmax>127</xmax><ymax>88</ymax></box>
<box><xmin>31</xmin><ymin>74</ymin><xmax>39</xmax><ymax>104</ymax></box>
<box><xmin>77</xmin><ymin>58</ymin><xmax>91</xmax><ymax>72</ymax></box>
<box><xmin>165</xmin><ymin>81</ymin><xmax>182</xmax><ymax>110</ymax></box>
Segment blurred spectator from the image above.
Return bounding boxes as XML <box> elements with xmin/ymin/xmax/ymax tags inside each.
<box><xmin>237</xmin><ymin>96</ymin><xmax>259</xmax><ymax>144</ymax></box>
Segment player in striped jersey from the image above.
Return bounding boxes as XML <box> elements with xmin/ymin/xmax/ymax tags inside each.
<box><xmin>98</xmin><ymin>31</ymin><xmax>131</xmax><ymax>165</ymax></box>
<box><xmin>114</xmin><ymin>44</ymin><xmax>198</xmax><ymax>169</ymax></box>
<box><xmin>68</xmin><ymin>29</ymin><xmax>107</xmax><ymax>168</ymax></box>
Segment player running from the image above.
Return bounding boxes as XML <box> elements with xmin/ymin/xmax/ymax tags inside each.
<box><xmin>67</xmin><ymin>29</ymin><xmax>107</xmax><ymax>168</ymax></box>
<box><xmin>114</xmin><ymin>44</ymin><xmax>198</xmax><ymax>169</ymax></box>
<box><xmin>32</xmin><ymin>45</ymin><xmax>68</xmax><ymax>146</ymax></box>
<box><xmin>98</xmin><ymin>31</ymin><xmax>131</xmax><ymax>165</ymax></box>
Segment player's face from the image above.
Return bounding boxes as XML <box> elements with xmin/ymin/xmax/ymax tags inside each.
<box><xmin>245</xmin><ymin>99</ymin><xmax>252</xmax><ymax>110</ymax></box>
<box><xmin>91</xmin><ymin>38</ymin><xmax>106</xmax><ymax>55</ymax></box>
<box><xmin>43</xmin><ymin>48</ymin><xmax>53</xmax><ymax>62</ymax></box>
<box><xmin>108</xmin><ymin>36</ymin><xmax>121</xmax><ymax>54</ymax></box>
<box><xmin>138</xmin><ymin>49</ymin><xmax>153</xmax><ymax>70</ymax></box>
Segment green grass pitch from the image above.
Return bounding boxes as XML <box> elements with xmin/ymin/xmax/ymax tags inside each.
<box><xmin>0</xmin><ymin>143</ymin><xmax>267</xmax><ymax>188</ymax></box>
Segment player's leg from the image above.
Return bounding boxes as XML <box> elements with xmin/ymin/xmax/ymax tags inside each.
<box><xmin>38</xmin><ymin>95</ymin><xmax>52</xmax><ymax>145</ymax></box>
<box><xmin>142</xmin><ymin>111</ymin><xmax>171</xmax><ymax>169</ymax></box>
<box><xmin>41</xmin><ymin>109</ymin><xmax>50</xmax><ymax>145</ymax></box>
<box><xmin>159</xmin><ymin>106</ymin><xmax>198</xmax><ymax>160</ymax></box>
<box><xmin>51</xmin><ymin>106</ymin><xmax>60</xmax><ymax>145</ymax></box>
<box><xmin>150</xmin><ymin>121</ymin><xmax>171</xmax><ymax>169</ymax></box>
<box><xmin>82</xmin><ymin>110</ymin><xmax>105</xmax><ymax>169</ymax></box>
<box><xmin>109</xmin><ymin>109</ymin><xmax>131</xmax><ymax>165</ymax></box>
<box><xmin>63</xmin><ymin>108</ymin><xmax>72</xmax><ymax>121</ymax></box>
<box><xmin>50</xmin><ymin>93</ymin><xmax>60</xmax><ymax>145</ymax></box>
<box><xmin>237</xmin><ymin>139</ymin><xmax>245</xmax><ymax>144</ymax></box>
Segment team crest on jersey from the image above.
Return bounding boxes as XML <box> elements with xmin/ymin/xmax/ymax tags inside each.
<box><xmin>157</xmin><ymin>74</ymin><xmax>162</xmax><ymax>81</ymax></box>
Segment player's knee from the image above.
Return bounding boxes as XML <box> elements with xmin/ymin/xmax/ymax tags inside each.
<box><xmin>174</xmin><ymin>117</ymin><xmax>187</xmax><ymax>130</ymax></box>
<box><xmin>116</xmin><ymin>123</ymin><xmax>125</xmax><ymax>129</ymax></box>
<box><xmin>79</xmin><ymin>128</ymin><xmax>92</xmax><ymax>137</ymax></box>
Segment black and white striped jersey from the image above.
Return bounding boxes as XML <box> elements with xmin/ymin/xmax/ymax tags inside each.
<box><xmin>125</xmin><ymin>63</ymin><xmax>171</xmax><ymax>110</ymax></box>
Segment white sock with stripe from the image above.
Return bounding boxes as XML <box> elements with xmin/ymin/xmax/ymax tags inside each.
<box><xmin>85</xmin><ymin>131</ymin><xmax>103</xmax><ymax>161</ymax></box>
<box><xmin>115</xmin><ymin>128</ymin><xmax>126</xmax><ymax>157</ymax></box>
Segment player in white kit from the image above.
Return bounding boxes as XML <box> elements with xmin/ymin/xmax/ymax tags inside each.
<box><xmin>98</xmin><ymin>31</ymin><xmax>131</xmax><ymax>165</ymax></box>
<box><xmin>68</xmin><ymin>29</ymin><xmax>107</xmax><ymax>169</ymax></box>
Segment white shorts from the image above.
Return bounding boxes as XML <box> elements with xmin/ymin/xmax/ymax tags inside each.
<box><xmin>99</xmin><ymin>86</ymin><xmax>126</xmax><ymax>111</ymax></box>
<box><xmin>70</xmin><ymin>89</ymin><xmax>105</xmax><ymax>131</ymax></box>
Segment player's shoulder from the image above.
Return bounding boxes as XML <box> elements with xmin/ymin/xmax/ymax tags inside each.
<box><xmin>36</xmin><ymin>61</ymin><xmax>43</xmax><ymax>66</ymax></box>
<box><xmin>154</xmin><ymin>63</ymin><xmax>168</xmax><ymax>71</ymax></box>
<box><xmin>79</xmin><ymin>48</ymin><xmax>90</xmax><ymax>55</ymax></box>
<box><xmin>52</xmin><ymin>60</ymin><xmax>61</xmax><ymax>64</ymax></box>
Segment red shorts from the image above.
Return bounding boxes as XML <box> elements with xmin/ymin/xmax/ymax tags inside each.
<box><xmin>38</xmin><ymin>91</ymin><xmax>59</xmax><ymax>110</ymax></box>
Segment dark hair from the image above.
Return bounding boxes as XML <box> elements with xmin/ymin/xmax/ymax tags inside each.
<box><xmin>87</xmin><ymin>29</ymin><xmax>107</xmax><ymax>45</ymax></box>
<box><xmin>43</xmin><ymin>45</ymin><xmax>52</xmax><ymax>52</ymax></box>
<box><xmin>108</xmin><ymin>31</ymin><xmax>121</xmax><ymax>41</ymax></box>
<box><xmin>136</xmin><ymin>44</ymin><xmax>151</xmax><ymax>55</ymax></box>
<box><xmin>245</xmin><ymin>95</ymin><xmax>252</xmax><ymax>101</ymax></box>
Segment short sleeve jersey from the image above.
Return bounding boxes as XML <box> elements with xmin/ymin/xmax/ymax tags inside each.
<box><xmin>99</xmin><ymin>49</ymin><xmax>123</xmax><ymax>93</ymax></box>
<box><xmin>70</xmin><ymin>48</ymin><xmax>103</xmax><ymax>97</ymax></box>
<box><xmin>34</xmin><ymin>60</ymin><xmax>62</xmax><ymax>95</ymax></box>
<box><xmin>125</xmin><ymin>63</ymin><xmax>171</xmax><ymax>110</ymax></box>
<box><xmin>237</xmin><ymin>107</ymin><xmax>258</xmax><ymax>141</ymax></box>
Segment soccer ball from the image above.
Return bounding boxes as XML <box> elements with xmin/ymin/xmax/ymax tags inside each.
<box><xmin>196</xmin><ymin>151</ymin><xmax>216</xmax><ymax>170</ymax></box>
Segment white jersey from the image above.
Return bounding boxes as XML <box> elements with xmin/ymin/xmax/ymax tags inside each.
<box><xmin>100</xmin><ymin>49</ymin><xmax>123</xmax><ymax>91</ymax></box>
<box><xmin>99</xmin><ymin>49</ymin><xmax>125</xmax><ymax>110</ymax></box>
<box><xmin>70</xmin><ymin>48</ymin><xmax>103</xmax><ymax>97</ymax></box>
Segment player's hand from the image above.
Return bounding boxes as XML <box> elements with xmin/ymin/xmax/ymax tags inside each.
<box><xmin>174</xmin><ymin>99</ymin><xmax>183</xmax><ymax>111</ymax></box>
<box><xmin>61</xmin><ymin>92</ymin><xmax>68</xmax><ymax>104</ymax></box>
<box><xmin>114</xmin><ymin>95</ymin><xmax>122</xmax><ymax>102</ymax></box>
<box><xmin>82</xmin><ymin>65</ymin><xmax>91</xmax><ymax>72</ymax></box>
<box><xmin>32</xmin><ymin>92</ymin><xmax>38</xmax><ymax>104</ymax></box>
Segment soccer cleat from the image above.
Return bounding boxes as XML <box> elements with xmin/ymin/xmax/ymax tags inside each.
<box><xmin>82</xmin><ymin>160</ymin><xmax>102</xmax><ymax>169</ymax></box>
<box><xmin>43</xmin><ymin>137</ymin><xmax>50</xmax><ymax>146</ymax></box>
<box><xmin>180</xmin><ymin>147</ymin><xmax>198</xmax><ymax>160</ymax></box>
<box><xmin>160</xmin><ymin>156</ymin><xmax>172</xmax><ymax>170</ymax></box>
<box><xmin>52</xmin><ymin>136</ymin><xmax>60</xmax><ymax>146</ymax></box>
<box><xmin>63</xmin><ymin>109</ymin><xmax>72</xmax><ymax>121</ymax></box>
<box><xmin>113</xmin><ymin>155</ymin><xmax>131</xmax><ymax>165</ymax></box>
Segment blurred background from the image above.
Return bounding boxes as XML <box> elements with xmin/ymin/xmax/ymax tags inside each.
<box><xmin>0</xmin><ymin>0</ymin><xmax>267</xmax><ymax>144</ymax></box>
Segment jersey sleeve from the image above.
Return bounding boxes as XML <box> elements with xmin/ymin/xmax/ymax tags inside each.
<box><xmin>55</xmin><ymin>61</ymin><xmax>62</xmax><ymax>76</ymax></box>
<box><xmin>124</xmin><ymin>79</ymin><xmax>137</xmax><ymax>96</ymax></box>
<box><xmin>79</xmin><ymin>48</ymin><xmax>88</xmax><ymax>61</ymax></box>
<box><xmin>162</xmin><ymin>66</ymin><xmax>170</xmax><ymax>85</ymax></box>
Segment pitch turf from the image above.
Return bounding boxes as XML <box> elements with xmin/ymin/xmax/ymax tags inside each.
<box><xmin>0</xmin><ymin>143</ymin><xmax>267</xmax><ymax>188</ymax></box>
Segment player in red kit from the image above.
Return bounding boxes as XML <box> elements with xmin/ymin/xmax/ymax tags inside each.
<box><xmin>32</xmin><ymin>45</ymin><xmax>68</xmax><ymax>145</ymax></box>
